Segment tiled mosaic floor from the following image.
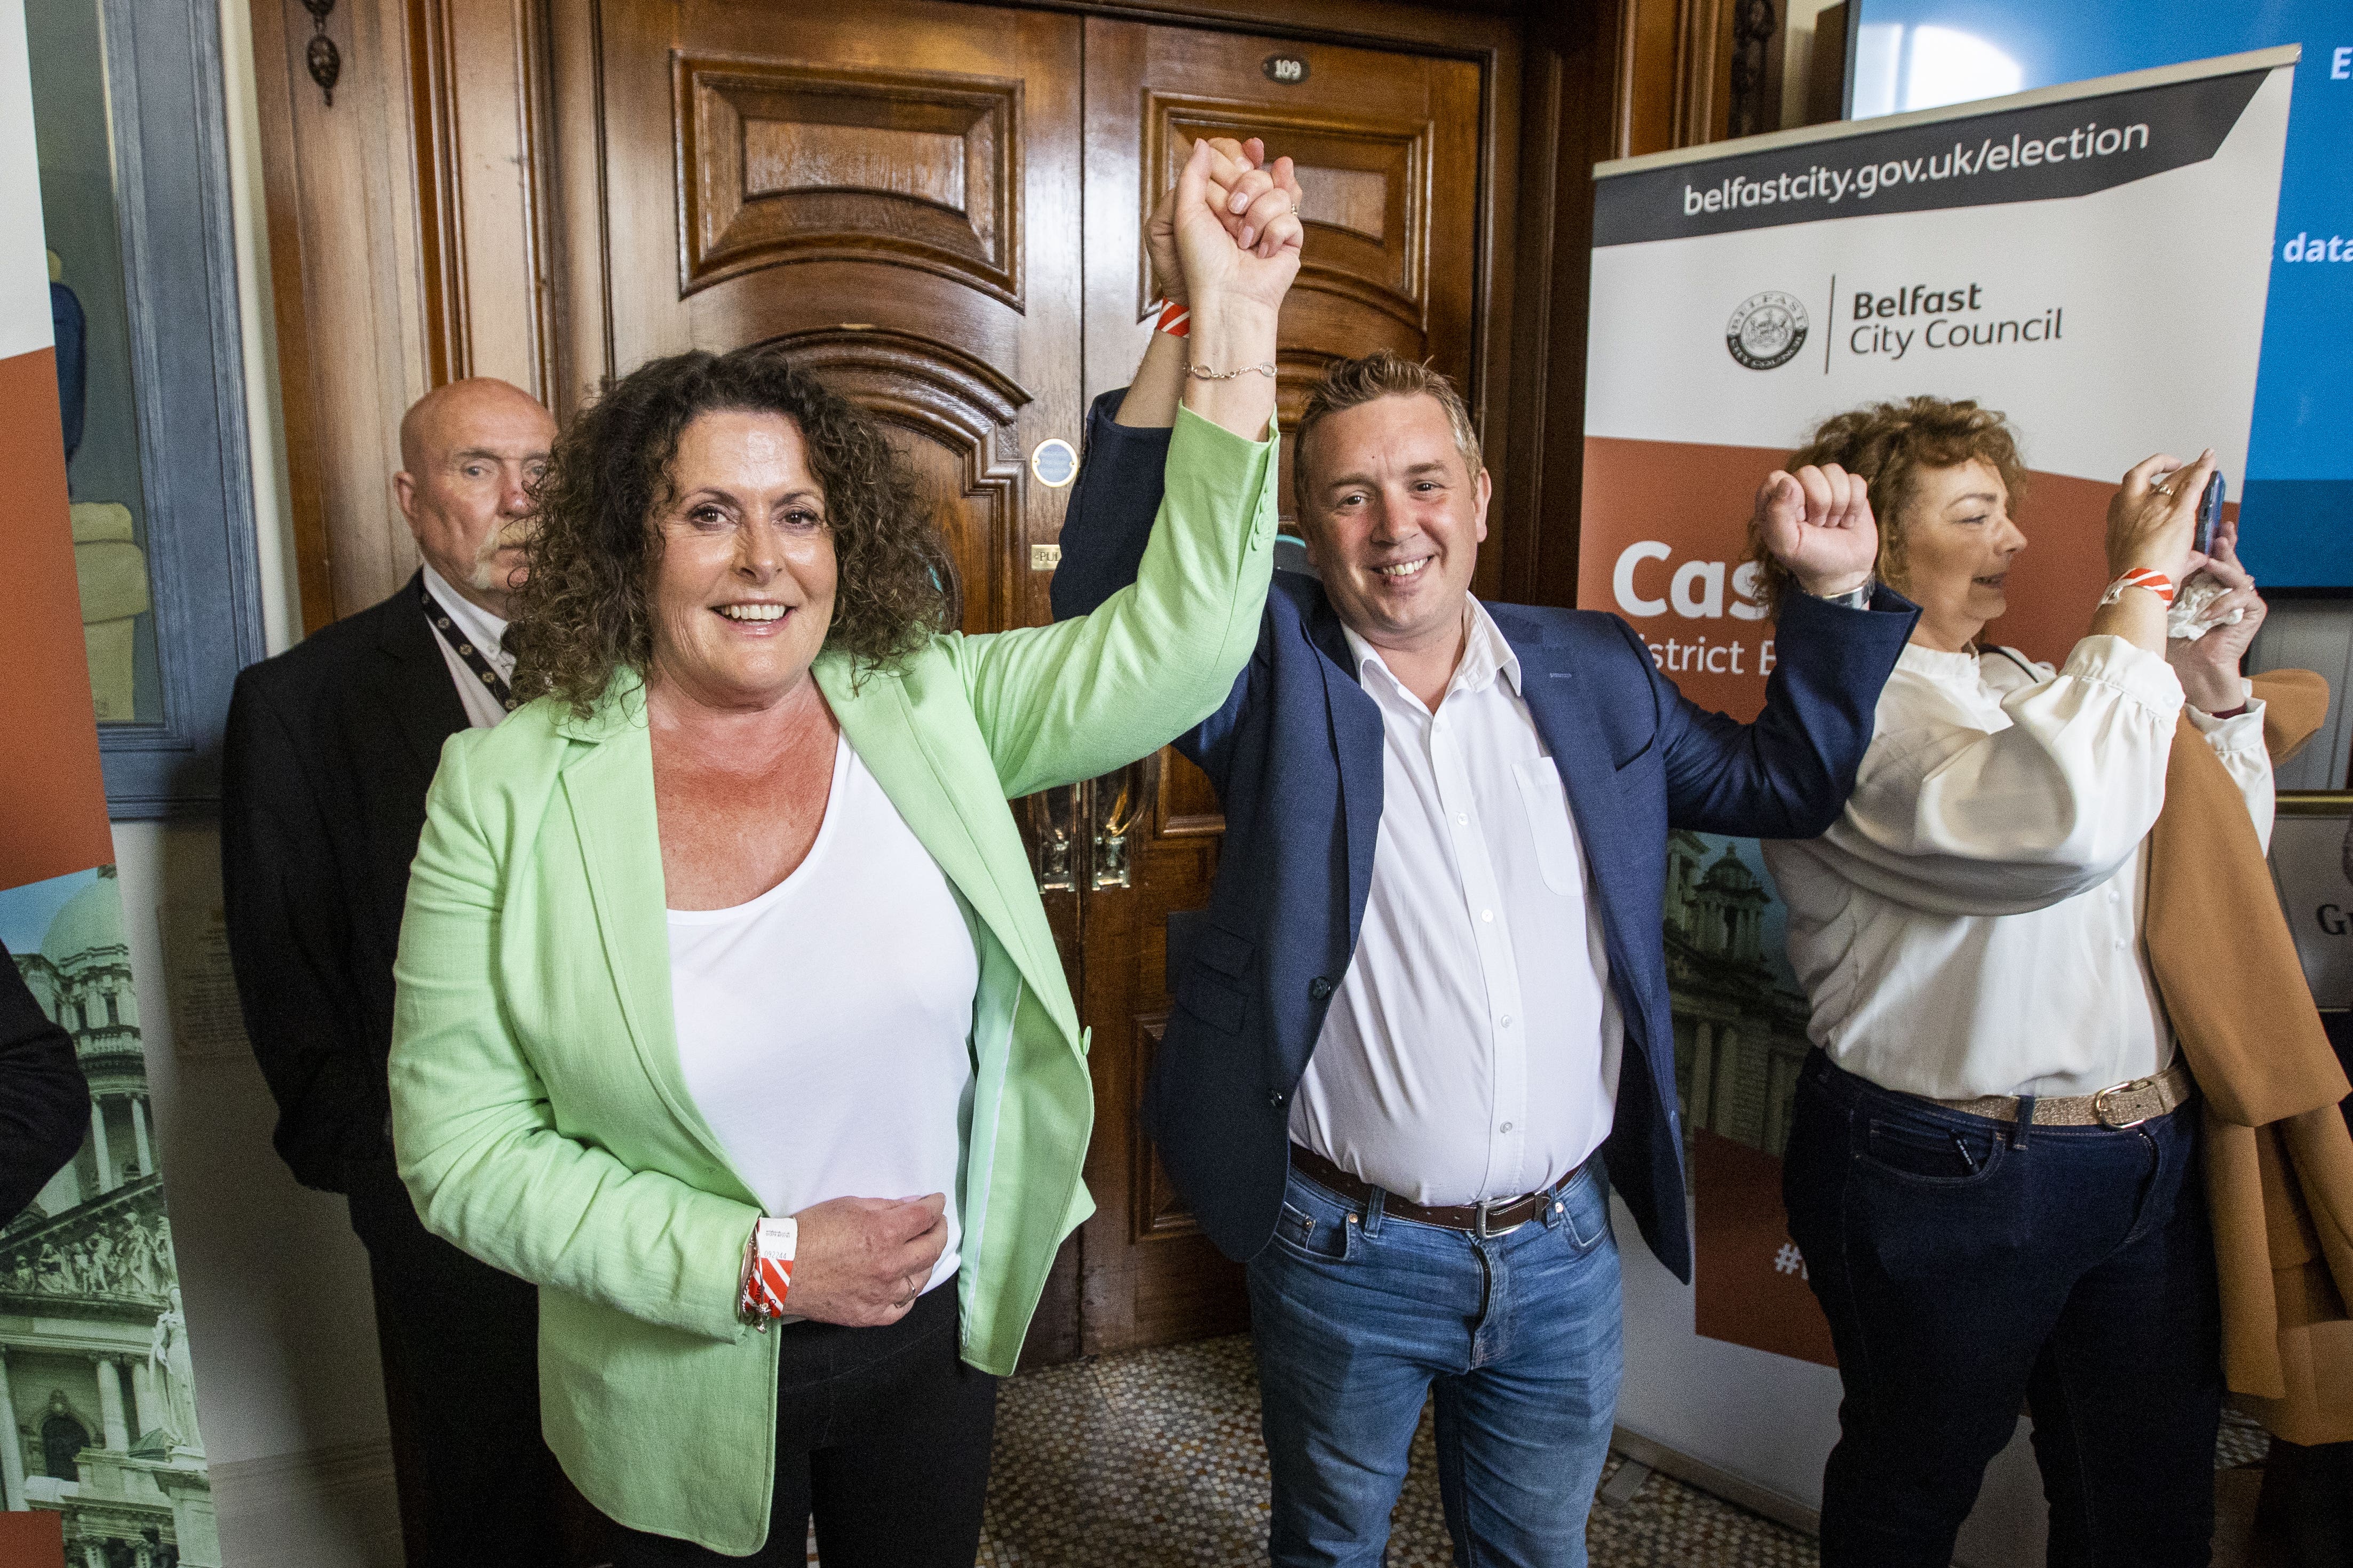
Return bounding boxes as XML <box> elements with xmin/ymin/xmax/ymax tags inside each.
<box><xmin>797</xmin><ymin>1338</ymin><xmax>2278</xmax><ymax>1567</ymax></box>
<box><xmin>972</xmin><ymin>1335</ymin><xmax>1817</xmax><ymax>1567</ymax></box>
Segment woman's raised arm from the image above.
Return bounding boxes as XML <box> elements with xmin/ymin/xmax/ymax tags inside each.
<box><xmin>958</xmin><ymin>137</ymin><xmax>1303</xmax><ymax>797</ymax></box>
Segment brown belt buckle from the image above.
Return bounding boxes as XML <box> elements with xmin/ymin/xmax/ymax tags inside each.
<box><xmin>1475</xmin><ymin>1195</ymin><xmax>1522</xmax><ymax>1239</ymax></box>
<box><xmin>2093</xmin><ymin>1080</ymin><xmax>2151</xmax><ymax>1129</ymax></box>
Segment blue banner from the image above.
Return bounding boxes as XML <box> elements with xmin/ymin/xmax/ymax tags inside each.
<box><xmin>1851</xmin><ymin>1</ymin><xmax>2353</xmax><ymax>586</ymax></box>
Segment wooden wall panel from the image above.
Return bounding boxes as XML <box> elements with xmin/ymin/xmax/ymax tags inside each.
<box><xmin>1671</xmin><ymin>0</ymin><xmax>1734</xmax><ymax>149</ymax></box>
<box><xmin>1507</xmin><ymin>0</ymin><xmax>1744</xmax><ymax>611</ymax></box>
<box><xmin>251</xmin><ymin>0</ymin><xmax>550</xmax><ymax>630</ymax></box>
<box><xmin>410</xmin><ymin>0</ymin><xmax>558</xmax><ymax>397</ymax></box>
<box><xmin>252</xmin><ymin>0</ymin><xmax>426</xmax><ymax>629</ymax></box>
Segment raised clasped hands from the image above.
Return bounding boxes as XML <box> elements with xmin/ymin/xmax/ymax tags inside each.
<box><xmin>1753</xmin><ymin>464</ymin><xmax>1879</xmax><ymax>598</ymax></box>
<box><xmin>784</xmin><ymin>1191</ymin><xmax>948</xmax><ymax>1328</ymax></box>
<box><xmin>1150</xmin><ymin>136</ymin><xmax>1304</xmax><ymax>309</ymax></box>
<box><xmin>1171</xmin><ymin>136</ymin><xmax>1303</xmax><ymax>320</ymax></box>
<box><xmin>1156</xmin><ymin>136</ymin><xmax>1303</xmax><ymax>440</ymax></box>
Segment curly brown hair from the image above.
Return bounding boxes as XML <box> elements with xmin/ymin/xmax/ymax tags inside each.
<box><xmin>513</xmin><ymin>346</ymin><xmax>954</xmax><ymax>714</ymax></box>
<box><xmin>1745</xmin><ymin>396</ymin><xmax>2028</xmax><ymax>616</ymax></box>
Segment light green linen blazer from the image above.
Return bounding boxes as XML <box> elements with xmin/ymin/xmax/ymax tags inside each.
<box><xmin>388</xmin><ymin>408</ymin><xmax>1274</xmax><ymax>1553</ymax></box>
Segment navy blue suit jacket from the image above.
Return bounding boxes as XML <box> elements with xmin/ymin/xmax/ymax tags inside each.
<box><xmin>1051</xmin><ymin>393</ymin><xmax>1916</xmax><ymax>1278</ymax></box>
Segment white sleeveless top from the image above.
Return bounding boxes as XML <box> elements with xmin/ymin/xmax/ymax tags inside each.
<box><xmin>668</xmin><ymin>735</ymin><xmax>980</xmax><ymax>1294</ymax></box>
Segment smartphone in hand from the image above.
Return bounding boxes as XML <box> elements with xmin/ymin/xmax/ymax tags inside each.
<box><xmin>2193</xmin><ymin>471</ymin><xmax>2228</xmax><ymax>557</ymax></box>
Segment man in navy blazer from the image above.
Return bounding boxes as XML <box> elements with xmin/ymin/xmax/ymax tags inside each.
<box><xmin>1055</xmin><ymin>152</ymin><xmax>1914</xmax><ymax>1568</ymax></box>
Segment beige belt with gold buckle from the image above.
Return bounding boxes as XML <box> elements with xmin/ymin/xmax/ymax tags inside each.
<box><xmin>1929</xmin><ymin>1061</ymin><xmax>2194</xmax><ymax>1129</ymax></box>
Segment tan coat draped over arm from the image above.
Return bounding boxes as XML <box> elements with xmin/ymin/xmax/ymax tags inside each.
<box><xmin>2145</xmin><ymin>668</ymin><xmax>2353</xmax><ymax>1443</ymax></box>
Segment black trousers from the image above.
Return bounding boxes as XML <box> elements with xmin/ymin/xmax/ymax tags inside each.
<box><xmin>345</xmin><ymin>1152</ymin><xmax>568</xmax><ymax>1568</ymax></box>
<box><xmin>606</xmin><ymin>1280</ymin><xmax>998</xmax><ymax>1567</ymax></box>
<box><xmin>1783</xmin><ymin>1050</ymin><xmax>2222</xmax><ymax>1568</ymax></box>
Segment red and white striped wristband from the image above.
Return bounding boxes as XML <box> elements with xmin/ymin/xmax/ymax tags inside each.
<box><xmin>2100</xmin><ymin>568</ymin><xmax>2176</xmax><ymax>608</ymax></box>
<box><xmin>1153</xmin><ymin>299</ymin><xmax>1191</xmax><ymax>338</ymax></box>
<box><xmin>739</xmin><ymin>1216</ymin><xmax>796</xmax><ymax>1330</ymax></box>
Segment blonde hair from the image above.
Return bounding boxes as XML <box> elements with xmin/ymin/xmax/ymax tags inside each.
<box><xmin>1745</xmin><ymin>396</ymin><xmax>2027</xmax><ymax>616</ymax></box>
<box><xmin>1293</xmin><ymin>351</ymin><xmax>1481</xmax><ymax>514</ymax></box>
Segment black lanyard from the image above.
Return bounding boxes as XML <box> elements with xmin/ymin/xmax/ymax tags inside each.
<box><xmin>418</xmin><ymin>576</ymin><xmax>517</xmax><ymax>713</ymax></box>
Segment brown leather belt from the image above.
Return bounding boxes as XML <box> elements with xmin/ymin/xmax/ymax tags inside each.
<box><xmin>1928</xmin><ymin>1061</ymin><xmax>2195</xmax><ymax>1128</ymax></box>
<box><xmin>1288</xmin><ymin>1144</ymin><xmax>1574</xmax><ymax>1238</ymax></box>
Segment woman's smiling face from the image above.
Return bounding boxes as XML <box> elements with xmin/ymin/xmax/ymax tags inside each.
<box><xmin>1895</xmin><ymin>457</ymin><xmax>2027</xmax><ymax>652</ymax></box>
<box><xmin>647</xmin><ymin>410</ymin><xmax>839</xmax><ymax>710</ymax></box>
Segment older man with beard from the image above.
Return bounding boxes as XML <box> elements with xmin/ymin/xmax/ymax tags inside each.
<box><xmin>222</xmin><ymin>378</ymin><xmax>572</xmax><ymax>1565</ymax></box>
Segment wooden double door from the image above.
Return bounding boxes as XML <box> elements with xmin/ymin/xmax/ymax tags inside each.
<box><xmin>545</xmin><ymin>0</ymin><xmax>1491</xmax><ymax>1360</ymax></box>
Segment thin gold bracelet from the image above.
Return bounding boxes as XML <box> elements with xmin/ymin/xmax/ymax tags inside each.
<box><xmin>1185</xmin><ymin>362</ymin><xmax>1278</xmax><ymax>380</ymax></box>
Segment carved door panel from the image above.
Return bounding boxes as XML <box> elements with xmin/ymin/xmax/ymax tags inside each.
<box><xmin>1073</xmin><ymin>20</ymin><xmax>1486</xmax><ymax>1355</ymax></box>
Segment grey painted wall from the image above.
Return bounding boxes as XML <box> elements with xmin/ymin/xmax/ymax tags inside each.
<box><xmin>2249</xmin><ymin>600</ymin><xmax>2353</xmax><ymax>791</ymax></box>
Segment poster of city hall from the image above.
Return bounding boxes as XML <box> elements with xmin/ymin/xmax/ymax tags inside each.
<box><xmin>0</xmin><ymin>1</ymin><xmax>219</xmax><ymax>1559</ymax></box>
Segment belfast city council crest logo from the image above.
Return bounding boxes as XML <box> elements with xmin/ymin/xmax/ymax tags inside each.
<box><xmin>1725</xmin><ymin>291</ymin><xmax>1809</xmax><ymax>370</ymax></box>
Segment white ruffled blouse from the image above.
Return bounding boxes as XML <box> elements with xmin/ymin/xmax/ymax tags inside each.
<box><xmin>1763</xmin><ymin>635</ymin><xmax>2271</xmax><ymax>1100</ymax></box>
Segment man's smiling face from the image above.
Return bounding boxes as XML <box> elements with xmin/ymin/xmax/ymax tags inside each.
<box><xmin>1297</xmin><ymin>392</ymin><xmax>1491</xmax><ymax>658</ymax></box>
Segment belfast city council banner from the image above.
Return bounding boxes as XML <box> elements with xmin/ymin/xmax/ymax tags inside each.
<box><xmin>1580</xmin><ymin>46</ymin><xmax>2297</xmax><ymax>1364</ymax></box>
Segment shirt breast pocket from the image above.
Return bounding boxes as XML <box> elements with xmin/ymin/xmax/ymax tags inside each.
<box><xmin>1510</xmin><ymin>759</ymin><xmax>1585</xmax><ymax>897</ymax></box>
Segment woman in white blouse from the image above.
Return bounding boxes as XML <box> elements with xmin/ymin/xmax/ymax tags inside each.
<box><xmin>1746</xmin><ymin>397</ymin><xmax>2268</xmax><ymax>1568</ymax></box>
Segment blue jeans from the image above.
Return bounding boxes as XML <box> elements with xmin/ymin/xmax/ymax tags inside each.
<box><xmin>1247</xmin><ymin>1159</ymin><xmax>1623</xmax><ymax>1568</ymax></box>
<box><xmin>1782</xmin><ymin>1050</ymin><xmax>2222</xmax><ymax>1568</ymax></box>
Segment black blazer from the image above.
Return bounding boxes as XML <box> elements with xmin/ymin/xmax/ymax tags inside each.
<box><xmin>1052</xmin><ymin>393</ymin><xmax>1915</xmax><ymax>1278</ymax></box>
<box><xmin>1</xmin><ymin>937</ymin><xmax>90</xmax><ymax>1223</ymax></box>
<box><xmin>221</xmin><ymin>573</ymin><xmax>470</xmax><ymax>1192</ymax></box>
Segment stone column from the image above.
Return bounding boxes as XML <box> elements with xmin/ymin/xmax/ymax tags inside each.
<box><xmin>0</xmin><ymin>1344</ymin><xmax>25</xmax><ymax>1512</ymax></box>
<box><xmin>130</xmin><ymin>1358</ymin><xmax>161</xmax><ymax>1440</ymax></box>
<box><xmin>89</xmin><ymin>1096</ymin><xmax>116</xmax><ymax>1194</ymax></box>
<box><xmin>93</xmin><ymin>1356</ymin><xmax>129</xmax><ymax>1452</ymax></box>
<box><xmin>129</xmin><ymin>1095</ymin><xmax>153</xmax><ymax>1178</ymax></box>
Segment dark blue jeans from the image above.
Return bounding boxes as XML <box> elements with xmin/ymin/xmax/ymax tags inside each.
<box><xmin>1783</xmin><ymin>1050</ymin><xmax>2222</xmax><ymax>1568</ymax></box>
<box><xmin>1247</xmin><ymin>1159</ymin><xmax>1623</xmax><ymax>1568</ymax></box>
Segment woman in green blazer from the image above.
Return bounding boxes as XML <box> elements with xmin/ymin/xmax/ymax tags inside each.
<box><xmin>389</xmin><ymin>142</ymin><xmax>1302</xmax><ymax>1564</ymax></box>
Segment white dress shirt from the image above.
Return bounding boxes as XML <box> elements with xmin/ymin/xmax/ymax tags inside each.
<box><xmin>420</xmin><ymin>563</ymin><xmax>517</xmax><ymax>730</ymax></box>
<box><xmin>669</xmin><ymin>736</ymin><xmax>980</xmax><ymax>1298</ymax></box>
<box><xmin>1289</xmin><ymin>599</ymin><xmax>1621</xmax><ymax>1206</ymax></box>
<box><xmin>1763</xmin><ymin>635</ymin><xmax>2272</xmax><ymax>1100</ymax></box>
